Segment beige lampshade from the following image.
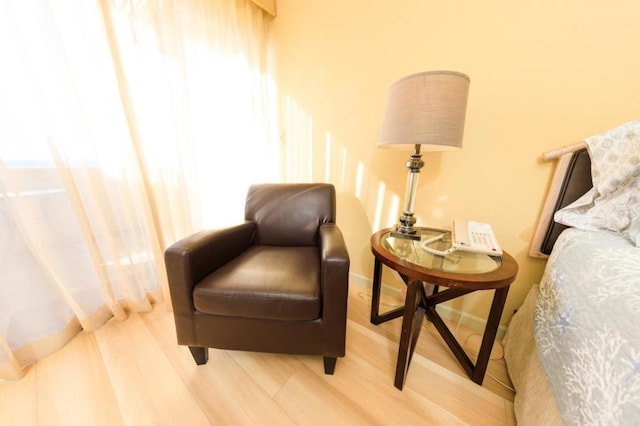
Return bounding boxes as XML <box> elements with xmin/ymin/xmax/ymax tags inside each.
<box><xmin>378</xmin><ymin>70</ymin><xmax>470</xmax><ymax>151</ymax></box>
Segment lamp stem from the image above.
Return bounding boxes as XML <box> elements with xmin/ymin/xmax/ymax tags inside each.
<box><xmin>396</xmin><ymin>144</ymin><xmax>424</xmax><ymax>238</ymax></box>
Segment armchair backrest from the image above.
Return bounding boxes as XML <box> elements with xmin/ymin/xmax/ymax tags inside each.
<box><xmin>245</xmin><ymin>183</ymin><xmax>336</xmax><ymax>246</ymax></box>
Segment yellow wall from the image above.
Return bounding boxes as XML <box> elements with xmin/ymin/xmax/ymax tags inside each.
<box><xmin>269</xmin><ymin>0</ymin><xmax>640</xmax><ymax>325</ymax></box>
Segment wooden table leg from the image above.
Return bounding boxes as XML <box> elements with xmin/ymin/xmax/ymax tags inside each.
<box><xmin>370</xmin><ymin>258</ymin><xmax>383</xmax><ymax>324</ymax></box>
<box><xmin>471</xmin><ymin>286</ymin><xmax>510</xmax><ymax>384</ymax></box>
<box><xmin>422</xmin><ymin>286</ymin><xmax>510</xmax><ymax>386</ymax></box>
<box><xmin>370</xmin><ymin>257</ymin><xmax>404</xmax><ymax>325</ymax></box>
<box><xmin>394</xmin><ymin>280</ymin><xmax>426</xmax><ymax>390</ymax></box>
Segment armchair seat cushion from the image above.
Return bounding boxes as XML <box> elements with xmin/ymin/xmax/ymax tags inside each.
<box><xmin>193</xmin><ymin>245</ymin><xmax>321</xmax><ymax>321</ymax></box>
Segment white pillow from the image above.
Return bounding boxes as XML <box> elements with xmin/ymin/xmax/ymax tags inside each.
<box><xmin>554</xmin><ymin>119</ymin><xmax>640</xmax><ymax>246</ymax></box>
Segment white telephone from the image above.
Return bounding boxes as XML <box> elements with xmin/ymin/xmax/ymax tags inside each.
<box><xmin>420</xmin><ymin>220</ymin><xmax>503</xmax><ymax>257</ymax></box>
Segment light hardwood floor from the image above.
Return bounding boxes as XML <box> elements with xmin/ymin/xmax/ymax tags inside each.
<box><xmin>0</xmin><ymin>282</ymin><xmax>516</xmax><ymax>425</ymax></box>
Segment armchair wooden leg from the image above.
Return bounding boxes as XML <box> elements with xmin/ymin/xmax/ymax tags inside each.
<box><xmin>188</xmin><ymin>346</ymin><xmax>209</xmax><ymax>365</ymax></box>
<box><xmin>323</xmin><ymin>357</ymin><xmax>337</xmax><ymax>374</ymax></box>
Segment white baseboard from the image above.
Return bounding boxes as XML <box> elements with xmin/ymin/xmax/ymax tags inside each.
<box><xmin>349</xmin><ymin>272</ymin><xmax>507</xmax><ymax>339</ymax></box>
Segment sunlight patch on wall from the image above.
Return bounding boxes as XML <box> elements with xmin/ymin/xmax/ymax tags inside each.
<box><xmin>283</xmin><ymin>95</ymin><xmax>313</xmax><ymax>182</ymax></box>
<box><xmin>322</xmin><ymin>130</ymin><xmax>349</xmax><ymax>191</ymax></box>
<box><xmin>355</xmin><ymin>162</ymin><xmax>364</xmax><ymax>199</ymax></box>
<box><xmin>339</xmin><ymin>146</ymin><xmax>348</xmax><ymax>192</ymax></box>
<box><xmin>373</xmin><ymin>182</ymin><xmax>387</xmax><ymax>231</ymax></box>
<box><xmin>325</xmin><ymin>132</ymin><xmax>332</xmax><ymax>183</ymax></box>
<box><xmin>386</xmin><ymin>193</ymin><xmax>401</xmax><ymax>229</ymax></box>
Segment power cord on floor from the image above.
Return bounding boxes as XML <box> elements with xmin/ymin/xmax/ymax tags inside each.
<box><xmin>462</xmin><ymin>333</ymin><xmax>515</xmax><ymax>392</ymax></box>
<box><xmin>486</xmin><ymin>372</ymin><xmax>515</xmax><ymax>392</ymax></box>
<box><xmin>452</xmin><ymin>295</ymin><xmax>515</xmax><ymax>393</ymax></box>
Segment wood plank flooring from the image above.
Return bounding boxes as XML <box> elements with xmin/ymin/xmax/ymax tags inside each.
<box><xmin>0</xmin><ymin>282</ymin><xmax>516</xmax><ymax>425</ymax></box>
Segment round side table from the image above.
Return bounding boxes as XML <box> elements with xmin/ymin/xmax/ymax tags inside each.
<box><xmin>370</xmin><ymin>227</ymin><xmax>519</xmax><ymax>390</ymax></box>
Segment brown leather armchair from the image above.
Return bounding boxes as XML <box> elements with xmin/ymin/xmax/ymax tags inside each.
<box><xmin>164</xmin><ymin>183</ymin><xmax>350</xmax><ymax>374</ymax></box>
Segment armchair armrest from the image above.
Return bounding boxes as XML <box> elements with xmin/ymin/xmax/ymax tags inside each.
<box><xmin>319</xmin><ymin>223</ymin><xmax>350</xmax><ymax>353</ymax></box>
<box><xmin>165</xmin><ymin>221</ymin><xmax>256</xmax><ymax>317</ymax></box>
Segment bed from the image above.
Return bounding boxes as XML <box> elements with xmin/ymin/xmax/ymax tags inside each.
<box><xmin>503</xmin><ymin>120</ymin><xmax>640</xmax><ymax>425</ymax></box>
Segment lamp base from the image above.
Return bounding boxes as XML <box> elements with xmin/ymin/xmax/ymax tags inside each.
<box><xmin>390</xmin><ymin>230</ymin><xmax>421</xmax><ymax>241</ymax></box>
<box><xmin>391</xmin><ymin>214</ymin><xmax>421</xmax><ymax>240</ymax></box>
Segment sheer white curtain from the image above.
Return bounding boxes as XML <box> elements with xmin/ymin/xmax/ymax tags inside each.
<box><xmin>0</xmin><ymin>0</ymin><xmax>279</xmax><ymax>380</ymax></box>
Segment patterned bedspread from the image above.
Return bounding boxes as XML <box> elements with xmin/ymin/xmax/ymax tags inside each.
<box><xmin>535</xmin><ymin>228</ymin><xmax>640</xmax><ymax>425</ymax></box>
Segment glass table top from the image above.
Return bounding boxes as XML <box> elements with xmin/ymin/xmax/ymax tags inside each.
<box><xmin>381</xmin><ymin>228</ymin><xmax>502</xmax><ymax>275</ymax></box>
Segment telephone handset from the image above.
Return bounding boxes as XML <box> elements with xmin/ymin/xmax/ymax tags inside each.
<box><xmin>420</xmin><ymin>220</ymin><xmax>503</xmax><ymax>257</ymax></box>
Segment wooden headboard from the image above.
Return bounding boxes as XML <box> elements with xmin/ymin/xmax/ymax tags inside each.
<box><xmin>529</xmin><ymin>147</ymin><xmax>593</xmax><ymax>258</ymax></box>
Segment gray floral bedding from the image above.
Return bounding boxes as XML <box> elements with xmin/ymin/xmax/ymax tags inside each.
<box><xmin>535</xmin><ymin>228</ymin><xmax>640</xmax><ymax>424</ymax></box>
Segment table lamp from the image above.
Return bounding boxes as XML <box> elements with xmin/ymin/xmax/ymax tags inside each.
<box><xmin>378</xmin><ymin>70</ymin><xmax>470</xmax><ymax>239</ymax></box>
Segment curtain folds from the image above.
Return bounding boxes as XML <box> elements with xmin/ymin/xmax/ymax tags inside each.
<box><xmin>0</xmin><ymin>0</ymin><xmax>278</xmax><ymax>381</ymax></box>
